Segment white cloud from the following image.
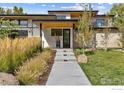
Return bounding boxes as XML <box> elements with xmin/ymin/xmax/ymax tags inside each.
<box><xmin>1</xmin><ymin>6</ymin><xmax>13</xmax><ymax>9</ymax></box>
<box><xmin>61</xmin><ymin>3</ymin><xmax>83</xmax><ymax>10</ymax></box>
<box><xmin>97</xmin><ymin>5</ymin><xmax>106</xmax><ymax>10</ymax></box>
<box><xmin>95</xmin><ymin>4</ymin><xmax>107</xmax><ymax>14</ymax></box>
<box><xmin>41</xmin><ymin>4</ymin><xmax>46</xmax><ymax>7</ymax></box>
<box><xmin>0</xmin><ymin>6</ymin><xmax>13</xmax><ymax>11</ymax></box>
<box><xmin>27</xmin><ymin>10</ymin><xmax>47</xmax><ymax>14</ymax></box>
<box><xmin>51</xmin><ymin>4</ymin><xmax>55</xmax><ymax>7</ymax></box>
<box><xmin>98</xmin><ymin>11</ymin><xmax>106</xmax><ymax>14</ymax></box>
<box><xmin>92</xmin><ymin>4</ymin><xmax>106</xmax><ymax>10</ymax></box>
<box><xmin>97</xmin><ymin>3</ymin><xmax>104</xmax><ymax>5</ymax></box>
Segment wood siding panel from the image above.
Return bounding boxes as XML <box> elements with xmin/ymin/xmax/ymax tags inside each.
<box><xmin>42</xmin><ymin>22</ymin><xmax>74</xmax><ymax>29</ymax></box>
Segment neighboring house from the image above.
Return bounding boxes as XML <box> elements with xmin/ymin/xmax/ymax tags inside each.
<box><xmin>0</xmin><ymin>10</ymin><xmax>121</xmax><ymax>48</ymax></box>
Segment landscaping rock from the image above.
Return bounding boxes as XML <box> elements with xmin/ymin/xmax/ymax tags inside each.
<box><xmin>0</xmin><ymin>72</ymin><xmax>19</xmax><ymax>85</ymax></box>
<box><xmin>77</xmin><ymin>54</ymin><xmax>88</xmax><ymax>63</ymax></box>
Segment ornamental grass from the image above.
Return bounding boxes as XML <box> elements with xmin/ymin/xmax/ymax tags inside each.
<box><xmin>16</xmin><ymin>50</ymin><xmax>52</xmax><ymax>85</ymax></box>
<box><xmin>0</xmin><ymin>37</ymin><xmax>41</xmax><ymax>73</ymax></box>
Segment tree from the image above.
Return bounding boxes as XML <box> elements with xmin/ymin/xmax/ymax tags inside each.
<box><xmin>18</xmin><ymin>7</ymin><xmax>23</xmax><ymax>14</ymax></box>
<box><xmin>0</xmin><ymin>6</ymin><xmax>24</xmax><ymax>15</ymax></box>
<box><xmin>13</xmin><ymin>6</ymin><xmax>18</xmax><ymax>14</ymax></box>
<box><xmin>0</xmin><ymin>18</ymin><xmax>19</xmax><ymax>39</ymax></box>
<box><xmin>109</xmin><ymin>4</ymin><xmax>124</xmax><ymax>49</ymax></box>
<box><xmin>103</xmin><ymin>21</ymin><xmax>110</xmax><ymax>52</ymax></box>
<box><xmin>13</xmin><ymin>6</ymin><xmax>24</xmax><ymax>14</ymax></box>
<box><xmin>6</xmin><ymin>9</ymin><xmax>12</xmax><ymax>14</ymax></box>
<box><xmin>0</xmin><ymin>7</ymin><xmax>5</xmax><ymax>14</ymax></box>
<box><xmin>75</xmin><ymin>3</ymin><xmax>93</xmax><ymax>54</ymax></box>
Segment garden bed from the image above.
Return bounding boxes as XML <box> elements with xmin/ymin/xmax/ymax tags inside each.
<box><xmin>38</xmin><ymin>50</ymin><xmax>56</xmax><ymax>85</ymax></box>
<box><xmin>16</xmin><ymin>49</ymin><xmax>55</xmax><ymax>85</ymax></box>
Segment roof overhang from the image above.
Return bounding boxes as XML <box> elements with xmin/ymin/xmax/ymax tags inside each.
<box><xmin>0</xmin><ymin>14</ymin><xmax>56</xmax><ymax>17</ymax></box>
<box><xmin>32</xmin><ymin>19</ymin><xmax>78</xmax><ymax>23</ymax></box>
<box><xmin>93</xmin><ymin>27</ymin><xmax>118</xmax><ymax>29</ymax></box>
<box><xmin>48</xmin><ymin>10</ymin><xmax>98</xmax><ymax>13</ymax></box>
<box><xmin>95</xmin><ymin>15</ymin><xmax>115</xmax><ymax>18</ymax></box>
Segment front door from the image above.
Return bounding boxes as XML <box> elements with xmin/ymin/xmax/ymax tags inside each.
<box><xmin>63</xmin><ymin>29</ymin><xmax>70</xmax><ymax>48</ymax></box>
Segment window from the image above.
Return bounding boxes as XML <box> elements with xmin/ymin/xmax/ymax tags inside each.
<box><xmin>11</xmin><ymin>20</ymin><xmax>19</xmax><ymax>25</ymax></box>
<box><xmin>9</xmin><ymin>30</ymin><xmax>28</xmax><ymax>38</ymax></box>
<box><xmin>51</xmin><ymin>29</ymin><xmax>62</xmax><ymax>36</ymax></box>
<box><xmin>57</xmin><ymin>15</ymin><xmax>66</xmax><ymax>19</ymax></box>
<box><xmin>18</xmin><ymin>30</ymin><xmax>28</xmax><ymax>36</ymax></box>
<box><xmin>96</xmin><ymin>19</ymin><xmax>105</xmax><ymax>27</ymax></box>
<box><xmin>20</xmin><ymin>20</ymin><xmax>28</xmax><ymax>27</ymax></box>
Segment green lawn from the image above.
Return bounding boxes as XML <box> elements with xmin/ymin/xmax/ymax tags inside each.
<box><xmin>75</xmin><ymin>49</ymin><xmax>124</xmax><ymax>85</ymax></box>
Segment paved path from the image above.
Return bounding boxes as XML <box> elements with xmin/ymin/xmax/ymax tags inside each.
<box><xmin>46</xmin><ymin>49</ymin><xmax>91</xmax><ymax>85</ymax></box>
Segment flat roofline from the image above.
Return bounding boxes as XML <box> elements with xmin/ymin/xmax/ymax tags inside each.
<box><xmin>32</xmin><ymin>19</ymin><xmax>78</xmax><ymax>22</ymax></box>
<box><xmin>0</xmin><ymin>14</ymin><xmax>56</xmax><ymax>16</ymax></box>
<box><xmin>48</xmin><ymin>10</ymin><xmax>98</xmax><ymax>13</ymax></box>
<box><xmin>95</xmin><ymin>15</ymin><xmax>115</xmax><ymax>17</ymax></box>
<box><xmin>93</xmin><ymin>27</ymin><xmax>118</xmax><ymax>29</ymax></box>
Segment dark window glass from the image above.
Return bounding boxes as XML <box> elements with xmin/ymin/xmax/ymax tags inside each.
<box><xmin>96</xmin><ymin>19</ymin><xmax>105</xmax><ymax>27</ymax></box>
<box><xmin>51</xmin><ymin>29</ymin><xmax>62</xmax><ymax>36</ymax></box>
<box><xmin>18</xmin><ymin>30</ymin><xmax>28</xmax><ymax>36</ymax></box>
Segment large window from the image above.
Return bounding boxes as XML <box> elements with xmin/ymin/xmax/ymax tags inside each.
<box><xmin>9</xmin><ymin>30</ymin><xmax>28</xmax><ymax>38</ymax></box>
<box><xmin>51</xmin><ymin>29</ymin><xmax>62</xmax><ymax>36</ymax></box>
<box><xmin>96</xmin><ymin>19</ymin><xmax>105</xmax><ymax>27</ymax></box>
<box><xmin>18</xmin><ymin>30</ymin><xmax>28</xmax><ymax>36</ymax></box>
<box><xmin>19</xmin><ymin>20</ymin><xmax>28</xmax><ymax>27</ymax></box>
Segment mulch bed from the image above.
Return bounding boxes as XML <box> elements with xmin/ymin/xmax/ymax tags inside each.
<box><xmin>38</xmin><ymin>50</ymin><xmax>56</xmax><ymax>85</ymax></box>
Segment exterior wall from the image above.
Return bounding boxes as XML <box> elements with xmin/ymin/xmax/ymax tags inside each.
<box><xmin>73</xmin><ymin>29</ymin><xmax>121</xmax><ymax>49</ymax></box>
<box><xmin>96</xmin><ymin>32</ymin><xmax>122</xmax><ymax>48</ymax></box>
<box><xmin>28</xmin><ymin>19</ymin><xmax>33</xmax><ymax>37</ymax></box>
<box><xmin>32</xmin><ymin>23</ymin><xmax>40</xmax><ymax>37</ymax></box>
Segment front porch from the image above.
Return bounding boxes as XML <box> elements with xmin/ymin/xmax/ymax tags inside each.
<box><xmin>33</xmin><ymin>20</ymin><xmax>77</xmax><ymax>48</ymax></box>
<box><xmin>42</xmin><ymin>28</ymin><xmax>73</xmax><ymax>48</ymax></box>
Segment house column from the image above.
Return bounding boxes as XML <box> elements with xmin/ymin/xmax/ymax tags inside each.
<box><xmin>72</xmin><ymin>23</ymin><xmax>75</xmax><ymax>48</ymax></box>
<box><xmin>40</xmin><ymin>23</ymin><xmax>43</xmax><ymax>49</ymax></box>
<box><xmin>70</xmin><ymin>28</ymin><xmax>73</xmax><ymax>48</ymax></box>
<box><xmin>28</xmin><ymin>19</ymin><xmax>33</xmax><ymax>37</ymax></box>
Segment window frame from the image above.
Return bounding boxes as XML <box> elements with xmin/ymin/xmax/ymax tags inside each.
<box><xmin>51</xmin><ymin>28</ymin><xmax>63</xmax><ymax>36</ymax></box>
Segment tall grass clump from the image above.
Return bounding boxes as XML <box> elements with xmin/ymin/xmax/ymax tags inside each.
<box><xmin>16</xmin><ymin>50</ymin><xmax>52</xmax><ymax>85</ymax></box>
<box><xmin>0</xmin><ymin>37</ymin><xmax>41</xmax><ymax>73</ymax></box>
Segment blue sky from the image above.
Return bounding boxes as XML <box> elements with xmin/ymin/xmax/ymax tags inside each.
<box><xmin>0</xmin><ymin>3</ymin><xmax>112</xmax><ymax>14</ymax></box>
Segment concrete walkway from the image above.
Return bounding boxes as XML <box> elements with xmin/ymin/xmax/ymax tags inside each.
<box><xmin>46</xmin><ymin>49</ymin><xmax>91</xmax><ymax>85</ymax></box>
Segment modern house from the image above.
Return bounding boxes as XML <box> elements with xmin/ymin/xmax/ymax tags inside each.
<box><xmin>0</xmin><ymin>10</ymin><xmax>121</xmax><ymax>48</ymax></box>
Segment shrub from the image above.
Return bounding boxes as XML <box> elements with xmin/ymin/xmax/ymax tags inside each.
<box><xmin>74</xmin><ymin>48</ymin><xmax>84</xmax><ymax>56</ymax></box>
<box><xmin>74</xmin><ymin>48</ymin><xmax>95</xmax><ymax>56</ymax></box>
<box><xmin>85</xmin><ymin>48</ymin><xmax>95</xmax><ymax>55</ymax></box>
<box><xmin>0</xmin><ymin>37</ymin><xmax>41</xmax><ymax>73</ymax></box>
<box><xmin>16</xmin><ymin>50</ymin><xmax>52</xmax><ymax>85</ymax></box>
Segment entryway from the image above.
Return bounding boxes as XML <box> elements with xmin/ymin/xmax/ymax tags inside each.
<box><xmin>63</xmin><ymin>29</ymin><xmax>70</xmax><ymax>48</ymax></box>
